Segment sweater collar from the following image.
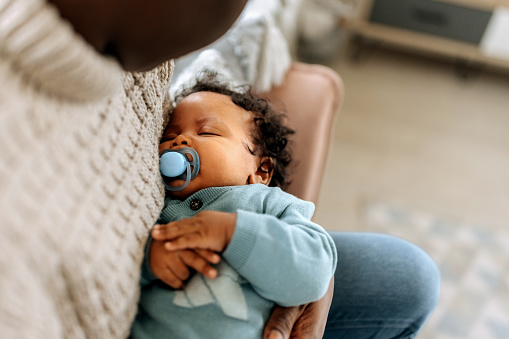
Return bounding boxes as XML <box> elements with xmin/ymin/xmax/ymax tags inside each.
<box><xmin>166</xmin><ymin>186</ymin><xmax>240</xmax><ymax>206</ymax></box>
<box><xmin>159</xmin><ymin>186</ymin><xmax>240</xmax><ymax>221</ymax></box>
<box><xmin>0</xmin><ymin>0</ymin><xmax>122</xmax><ymax>102</ymax></box>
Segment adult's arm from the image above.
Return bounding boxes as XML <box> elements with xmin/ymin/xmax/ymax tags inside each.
<box><xmin>44</xmin><ymin>1</ymin><xmax>334</xmax><ymax>336</ymax></box>
<box><xmin>48</xmin><ymin>0</ymin><xmax>248</xmax><ymax>71</ymax></box>
<box><xmin>265</xmin><ymin>277</ymin><xmax>334</xmax><ymax>339</ymax></box>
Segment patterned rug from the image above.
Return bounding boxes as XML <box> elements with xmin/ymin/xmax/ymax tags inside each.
<box><xmin>363</xmin><ymin>202</ymin><xmax>509</xmax><ymax>339</ymax></box>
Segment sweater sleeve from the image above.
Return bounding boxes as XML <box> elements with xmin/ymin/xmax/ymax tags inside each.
<box><xmin>140</xmin><ymin>234</ymin><xmax>159</xmax><ymax>287</ymax></box>
<box><xmin>222</xmin><ymin>198</ymin><xmax>337</xmax><ymax>307</ymax></box>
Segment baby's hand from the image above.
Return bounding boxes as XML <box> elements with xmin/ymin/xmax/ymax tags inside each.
<box><xmin>152</xmin><ymin>211</ymin><xmax>236</xmax><ymax>253</ymax></box>
<box><xmin>149</xmin><ymin>239</ymin><xmax>220</xmax><ymax>289</ymax></box>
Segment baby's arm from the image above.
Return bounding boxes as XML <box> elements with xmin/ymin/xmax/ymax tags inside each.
<box><xmin>223</xmin><ymin>208</ymin><xmax>337</xmax><ymax>306</ymax></box>
<box><xmin>151</xmin><ymin>203</ymin><xmax>337</xmax><ymax>306</ymax></box>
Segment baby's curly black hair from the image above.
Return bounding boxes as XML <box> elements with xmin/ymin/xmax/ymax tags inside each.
<box><xmin>174</xmin><ymin>73</ymin><xmax>295</xmax><ymax>190</ymax></box>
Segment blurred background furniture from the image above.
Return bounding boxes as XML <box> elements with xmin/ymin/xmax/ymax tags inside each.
<box><xmin>343</xmin><ymin>0</ymin><xmax>509</xmax><ymax>71</ymax></box>
<box><xmin>262</xmin><ymin>62</ymin><xmax>344</xmax><ymax>205</ymax></box>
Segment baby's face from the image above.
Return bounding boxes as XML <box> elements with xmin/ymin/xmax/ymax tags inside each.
<box><xmin>159</xmin><ymin>91</ymin><xmax>263</xmax><ymax>200</ymax></box>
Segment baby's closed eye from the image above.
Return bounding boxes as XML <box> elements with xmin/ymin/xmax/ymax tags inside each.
<box><xmin>198</xmin><ymin>126</ymin><xmax>221</xmax><ymax>136</ymax></box>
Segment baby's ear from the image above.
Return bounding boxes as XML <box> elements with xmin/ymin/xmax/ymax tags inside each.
<box><xmin>249</xmin><ymin>157</ymin><xmax>274</xmax><ymax>185</ymax></box>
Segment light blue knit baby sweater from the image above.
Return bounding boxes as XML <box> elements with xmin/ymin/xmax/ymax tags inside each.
<box><xmin>130</xmin><ymin>184</ymin><xmax>337</xmax><ymax>339</ymax></box>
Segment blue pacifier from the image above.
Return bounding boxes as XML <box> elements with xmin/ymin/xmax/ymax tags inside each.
<box><xmin>159</xmin><ymin>147</ymin><xmax>200</xmax><ymax>191</ymax></box>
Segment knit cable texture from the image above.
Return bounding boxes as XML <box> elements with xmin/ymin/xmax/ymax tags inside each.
<box><xmin>0</xmin><ymin>0</ymin><xmax>122</xmax><ymax>102</ymax></box>
<box><xmin>0</xmin><ymin>0</ymin><xmax>174</xmax><ymax>337</ymax></box>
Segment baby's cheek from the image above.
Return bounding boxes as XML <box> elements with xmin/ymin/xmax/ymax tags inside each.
<box><xmin>159</xmin><ymin>142</ymin><xmax>170</xmax><ymax>153</ymax></box>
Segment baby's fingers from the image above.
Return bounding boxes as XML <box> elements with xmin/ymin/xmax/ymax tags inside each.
<box><xmin>152</xmin><ymin>219</ymin><xmax>199</xmax><ymax>240</ymax></box>
<box><xmin>164</xmin><ymin>233</ymin><xmax>205</xmax><ymax>251</ymax></box>
<box><xmin>181</xmin><ymin>251</ymin><xmax>218</xmax><ymax>279</ymax></box>
<box><xmin>159</xmin><ymin>263</ymin><xmax>187</xmax><ymax>289</ymax></box>
<box><xmin>152</xmin><ymin>224</ymin><xmax>172</xmax><ymax>240</ymax></box>
<box><xmin>196</xmin><ymin>249</ymin><xmax>221</xmax><ymax>264</ymax></box>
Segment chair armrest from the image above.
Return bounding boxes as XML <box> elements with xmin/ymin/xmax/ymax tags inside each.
<box><xmin>261</xmin><ymin>62</ymin><xmax>345</xmax><ymax>204</ymax></box>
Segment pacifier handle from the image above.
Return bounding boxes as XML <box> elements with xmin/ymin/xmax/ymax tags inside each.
<box><xmin>164</xmin><ymin>162</ymin><xmax>192</xmax><ymax>192</ymax></box>
<box><xmin>159</xmin><ymin>147</ymin><xmax>200</xmax><ymax>192</ymax></box>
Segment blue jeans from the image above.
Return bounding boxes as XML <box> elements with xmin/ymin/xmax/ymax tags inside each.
<box><xmin>324</xmin><ymin>233</ymin><xmax>440</xmax><ymax>339</ymax></box>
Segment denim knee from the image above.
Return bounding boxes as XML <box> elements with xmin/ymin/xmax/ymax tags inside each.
<box><xmin>325</xmin><ymin>232</ymin><xmax>441</xmax><ymax>338</ymax></box>
<box><xmin>397</xmin><ymin>236</ymin><xmax>441</xmax><ymax>330</ymax></box>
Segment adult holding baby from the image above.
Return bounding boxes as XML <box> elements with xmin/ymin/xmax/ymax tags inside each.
<box><xmin>0</xmin><ymin>0</ymin><xmax>439</xmax><ymax>338</ymax></box>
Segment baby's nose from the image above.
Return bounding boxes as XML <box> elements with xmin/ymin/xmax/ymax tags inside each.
<box><xmin>172</xmin><ymin>134</ymin><xmax>189</xmax><ymax>147</ymax></box>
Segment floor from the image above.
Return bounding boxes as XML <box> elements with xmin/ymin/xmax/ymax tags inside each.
<box><xmin>307</xmin><ymin>41</ymin><xmax>509</xmax><ymax>338</ymax></box>
<box><xmin>364</xmin><ymin>199</ymin><xmax>509</xmax><ymax>339</ymax></box>
<box><xmin>312</xmin><ymin>43</ymin><xmax>509</xmax><ymax>235</ymax></box>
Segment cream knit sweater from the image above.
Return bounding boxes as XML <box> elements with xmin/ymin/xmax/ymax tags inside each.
<box><xmin>0</xmin><ymin>0</ymin><xmax>173</xmax><ymax>337</ymax></box>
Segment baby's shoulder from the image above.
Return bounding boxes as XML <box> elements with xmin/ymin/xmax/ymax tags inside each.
<box><xmin>240</xmin><ymin>184</ymin><xmax>314</xmax><ymax>215</ymax></box>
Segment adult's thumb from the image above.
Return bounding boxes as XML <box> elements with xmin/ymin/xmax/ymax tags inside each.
<box><xmin>263</xmin><ymin>305</ymin><xmax>305</xmax><ymax>339</ymax></box>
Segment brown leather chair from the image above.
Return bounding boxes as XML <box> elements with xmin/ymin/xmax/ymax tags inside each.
<box><xmin>262</xmin><ymin>62</ymin><xmax>345</xmax><ymax>205</ymax></box>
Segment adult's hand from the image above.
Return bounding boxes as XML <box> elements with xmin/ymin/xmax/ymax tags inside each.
<box><xmin>264</xmin><ymin>277</ymin><xmax>334</xmax><ymax>339</ymax></box>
